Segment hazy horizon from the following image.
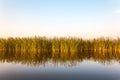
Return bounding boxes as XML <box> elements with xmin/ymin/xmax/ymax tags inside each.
<box><xmin>0</xmin><ymin>0</ymin><xmax>120</xmax><ymax>39</ymax></box>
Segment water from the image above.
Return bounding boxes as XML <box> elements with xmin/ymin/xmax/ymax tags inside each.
<box><xmin>0</xmin><ymin>51</ymin><xmax>120</xmax><ymax>80</ymax></box>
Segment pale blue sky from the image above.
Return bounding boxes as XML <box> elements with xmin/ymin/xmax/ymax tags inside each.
<box><xmin>0</xmin><ymin>0</ymin><xmax>120</xmax><ymax>38</ymax></box>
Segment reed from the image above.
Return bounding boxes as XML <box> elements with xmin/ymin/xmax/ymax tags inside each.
<box><xmin>0</xmin><ymin>37</ymin><xmax>120</xmax><ymax>53</ymax></box>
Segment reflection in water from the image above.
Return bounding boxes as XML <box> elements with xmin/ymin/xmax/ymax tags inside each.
<box><xmin>0</xmin><ymin>51</ymin><xmax>120</xmax><ymax>80</ymax></box>
<box><xmin>0</xmin><ymin>51</ymin><xmax>120</xmax><ymax>66</ymax></box>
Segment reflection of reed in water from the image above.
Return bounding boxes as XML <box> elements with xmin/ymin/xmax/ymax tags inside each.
<box><xmin>0</xmin><ymin>51</ymin><xmax>120</xmax><ymax>66</ymax></box>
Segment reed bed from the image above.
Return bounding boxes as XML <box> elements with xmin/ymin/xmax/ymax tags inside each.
<box><xmin>0</xmin><ymin>37</ymin><xmax>120</xmax><ymax>53</ymax></box>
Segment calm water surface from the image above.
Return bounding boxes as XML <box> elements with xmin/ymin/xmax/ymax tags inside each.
<box><xmin>0</xmin><ymin>51</ymin><xmax>120</xmax><ymax>80</ymax></box>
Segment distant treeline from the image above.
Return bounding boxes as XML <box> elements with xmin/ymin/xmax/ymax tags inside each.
<box><xmin>0</xmin><ymin>37</ymin><xmax>120</xmax><ymax>53</ymax></box>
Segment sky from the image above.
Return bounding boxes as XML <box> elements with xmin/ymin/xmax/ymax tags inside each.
<box><xmin>0</xmin><ymin>0</ymin><xmax>120</xmax><ymax>39</ymax></box>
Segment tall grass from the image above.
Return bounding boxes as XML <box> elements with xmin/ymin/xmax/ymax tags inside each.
<box><xmin>0</xmin><ymin>37</ymin><xmax>120</xmax><ymax>53</ymax></box>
